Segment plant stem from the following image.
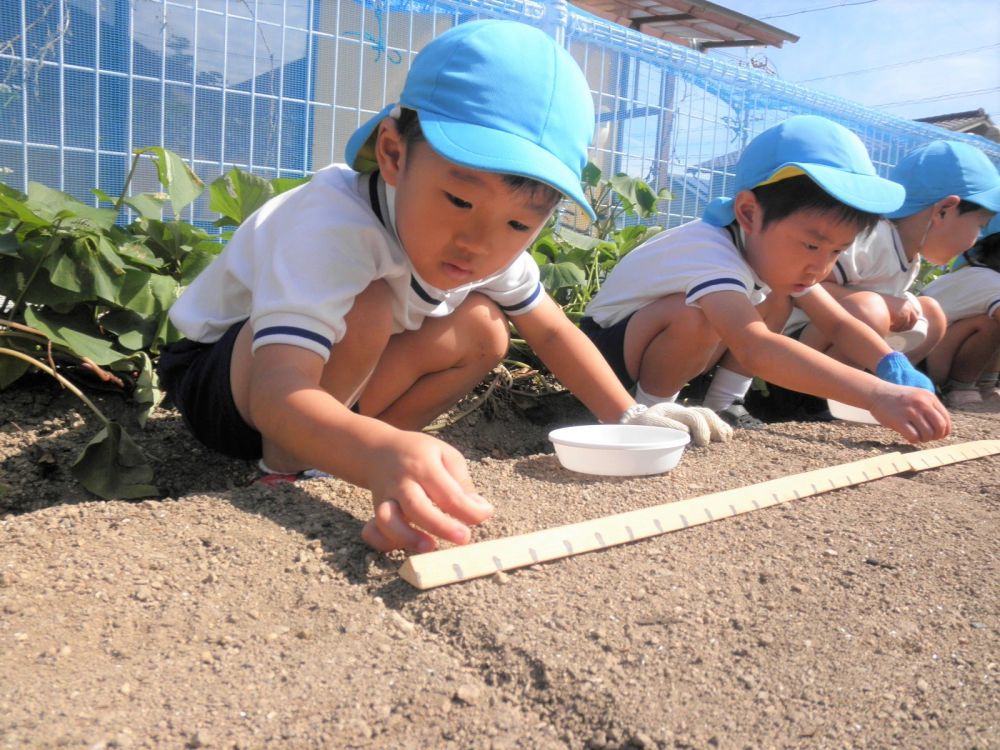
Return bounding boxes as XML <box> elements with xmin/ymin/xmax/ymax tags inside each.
<box><xmin>0</xmin><ymin>346</ymin><xmax>110</xmax><ymax>426</ymax></box>
<box><xmin>8</xmin><ymin>223</ymin><xmax>63</xmax><ymax>319</ymax></box>
<box><xmin>114</xmin><ymin>151</ymin><xmax>142</xmax><ymax>212</ymax></box>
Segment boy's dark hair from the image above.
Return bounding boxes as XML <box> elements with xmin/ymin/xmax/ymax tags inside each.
<box><xmin>957</xmin><ymin>199</ymin><xmax>987</xmax><ymax>215</ymax></box>
<box><xmin>395</xmin><ymin>108</ymin><xmax>565</xmax><ymax>210</ymax></box>
<box><xmin>966</xmin><ymin>229</ymin><xmax>1000</xmax><ymax>272</ymax></box>
<box><xmin>751</xmin><ymin>174</ymin><xmax>880</xmax><ymax>234</ymax></box>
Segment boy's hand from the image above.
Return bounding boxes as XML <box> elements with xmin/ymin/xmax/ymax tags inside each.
<box><xmin>887</xmin><ymin>294</ymin><xmax>920</xmax><ymax>332</ymax></box>
<box><xmin>621</xmin><ymin>403</ymin><xmax>733</xmax><ymax>446</ymax></box>
<box><xmin>867</xmin><ymin>383</ymin><xmax>951</xmax><ymax>444</ymax></box>
<box><xmin>360</xmin><ymin>431</ymin><xmax>494</xmax><ymax>554</ymax></box>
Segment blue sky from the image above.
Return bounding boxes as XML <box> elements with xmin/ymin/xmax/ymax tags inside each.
<box><xmin>707</xmin><ymin>0</ymin><xmax>1000</xmax><ymax>122</ymax></box>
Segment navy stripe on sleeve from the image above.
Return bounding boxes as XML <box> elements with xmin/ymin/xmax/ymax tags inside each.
<box><xmin>988</xmin><ymin>298</ymin><xmax>1000</xmax><ymax>318</ymax></box>
<box><xmin>688</xmin><ymin>277</ymin><xmax>747</xmax><ymax>297</ymax></box>
<box><xmin>254</xmin><ymin>326</ymin><xmax>332</xmax><ymax>350</ymax></box>
<box><xmin>498</xmin><ymin>282</ymin><xmax>542</xmax><ymax>313</ymax></box>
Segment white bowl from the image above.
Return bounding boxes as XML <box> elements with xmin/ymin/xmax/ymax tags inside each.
<box><xmin>827</xmin><ymin>399</ymin><xmax>880</xmax><ymax>425</ymax></box>
<box><xmin>548</xmin><ymin>424</ymin><xmax>690</xmax><ymax>476</ymax></box>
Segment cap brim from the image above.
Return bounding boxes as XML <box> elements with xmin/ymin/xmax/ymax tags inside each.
<box><xmin>967</xmin><ymin>184</ymin><xmax>1000</xmax><ymax>214</ymax></box>
<box><xmin>795</xmin><ymin>163</ymin><xmax>905</xmax><ymax>216</ymax></box>
<box><xmin>702</xmin><ymin>197</ymin><xmax>736</xmax><ymax>227</ymax></box>
<box><xmin>344</xmin><ymin>103</ymin><xmax>397</xmax><ymax>174</ymax></box>
<box><xmin>420</xmin><ymin>114</ymin><xmax>596</xmax><ymax>221</ymax></box>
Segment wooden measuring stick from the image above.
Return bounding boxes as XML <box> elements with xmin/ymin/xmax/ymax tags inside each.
<box><xmin>398</xmin><ymin>440</ymin><xmax>1000</xmax><ymax>590</ymax></box>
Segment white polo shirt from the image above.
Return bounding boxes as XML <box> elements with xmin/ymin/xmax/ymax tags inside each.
<box><xmin>169</xmin><ymin>164</ymin><xmax>544</xmax><ymax>360</ymax></box>
<box><xmin>585</xmin><ymin>219</ymin><xmax>784</xmax><ymax>328</ymax></box>
<box><xmin>920</xmin><ymin>265</ymin><xmax>1000</xmax><ymax>322</ymax></box>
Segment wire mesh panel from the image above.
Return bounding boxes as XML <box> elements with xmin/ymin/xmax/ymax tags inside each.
<box><xmin>2</xmin><ymin>0</ymin><xmax>998</xmax><ymax>230</ymax></box>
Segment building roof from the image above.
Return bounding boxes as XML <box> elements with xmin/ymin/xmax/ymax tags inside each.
<box><xmin>914</xmin><ymin>109</ymin><xmax>1000</xmax><ymax>143</ymax></box>
<box><xmin>571</xmin><ymin>0</ymin><xmax>799</xmax><ymax>50</ymax></box>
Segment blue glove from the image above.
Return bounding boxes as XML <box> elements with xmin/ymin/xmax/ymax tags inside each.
<box><xmin>875</xmin><ymin>351</ymin><xmax>934</xmax><ymax>393</ymax></box>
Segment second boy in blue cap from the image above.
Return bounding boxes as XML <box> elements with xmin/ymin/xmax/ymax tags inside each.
<box><xmin>786</xmin><ymin>139</ymin><xmax>1000</xmax><ymax>377</ymax></box>
<box><xmin>584</xmin><ymin>115</ymin><xmax>952</xmax><ymax>441</ymax></box>
<box><xmin>159</xmin><ymin>20</ymin><xmax>730</xmax><ymax>555</ymax></box>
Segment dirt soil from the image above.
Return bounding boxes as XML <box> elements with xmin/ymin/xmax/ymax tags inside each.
<box><xmin>1</xmin><ymin>378</ymin><xmax>998</xmax><ymax>750</ymax></box>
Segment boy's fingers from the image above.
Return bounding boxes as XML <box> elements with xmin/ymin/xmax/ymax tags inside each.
<box><xmin>367</xmin><ymin>500</ymin><xmax>438</xmax><ymax>553</ymax></box>
<box><xmin>429</xmin><ymin>451</ymin><xmax>495</xmax><ymax>526</ymax></box>
<box><xmin>391</xmin><ymin>483</ymin><xmax>475</xmax><ymax>547</ymax></box>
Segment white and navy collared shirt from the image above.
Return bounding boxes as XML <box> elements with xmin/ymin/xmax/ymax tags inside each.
<box><xmin>169</xmin><ymin>164</ymin><xmax>544</xmax><ymax>361</ymax></box>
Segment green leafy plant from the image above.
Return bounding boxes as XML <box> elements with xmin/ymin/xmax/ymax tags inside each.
<box><xmin>495</xmin><ymin>162</ymin><xmax>670</xmax><ymax>399</ymax></box>
<box><xmin>530</xmin><ymin>161</ymin><xmax>671</xmax><ymax>321</ymax></box>
<box><xmin>0</xmin><ymin>147</ymin><xmax>307</xmax><ymax>499</ymax></box>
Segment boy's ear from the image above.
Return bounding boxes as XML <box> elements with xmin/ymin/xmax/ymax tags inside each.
<box><xmin>374</xmin><ymin>118</ymin><xmax>406</xmax><ymax>186</ymax></box>
<box><xmin>733</xmin><ymin>190</ymin><xmax>761</xmax><ymax>233</ymax></box>
<box><xmin>932</xmin><ymin>195</ymin><xmax>961</xmax><ymax>219</ymax></box>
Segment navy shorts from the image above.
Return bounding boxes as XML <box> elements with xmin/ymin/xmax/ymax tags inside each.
<box><xmin>157</xmin><ymin>320</ymin><xmax>263</xmax><ymax>460</ymax></box>
<box><xmin>579</xmin><ymin>314</ymin><xmax>635</xmax><ymax>390</ymax></box>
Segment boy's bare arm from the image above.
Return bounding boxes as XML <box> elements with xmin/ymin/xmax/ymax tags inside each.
<box><xmin>511</xmin><ymin>295</ymin><xmax>634</xmax><ymax>423</ymax></box>
<box><xmin>700</xmin><ymin>291</ymin><xmax>950</xmax><ymax>442</ymax></box>
<box><xmin>246</xmin><ymin>344</ymin><xmax>493</xmax><ymax>552</ymax></box>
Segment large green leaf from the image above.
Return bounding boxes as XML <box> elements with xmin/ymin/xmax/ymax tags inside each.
<box><xmin>0</xmin><ymin>183</ymin><xmax>53</xmax><ymax>230</ymax></box>
<box><xmin>134</xmin><ymin>146</ymin><xmax>204</xmax><ymax>215</ymax></box>
<box><xmin>608</xmin><ymin>174</ymin><xmax>671</xmax><ymax>218</ymax></box>
<box><xmin>71</xmin><ymin>421</ymin><xmax>158</xmax><ymax>500</ymax></box>
<box><xmin>539</xmin><ymin>261</ymin><xmax>585</xmax><ymax>293</ymax></box>
<box><xmin>210</xmin><ymin>168</ymin><xmax>274</xmax><ymax>227</ymax></box>
<box><xmin>24</xmin><ymin>306</ymin><xmax>126</xmax><ymax>366</ymax></box>
<box><xmin>26</xmin><ymin>182</ymin><xmax>117</xmax><ymax>230</ymax></box>
<box><xmin>0</xmin><ymin>250</ymin><xmax>85</xmax><ymax>309</ymax></box>
<box><xmin>114</xmin><ymin>269</ymin><xmax>177</xmax><ymax>317</ymax></box>
<box><xmin>177</xmin><ymin>244</ymin><xmax>220</xmax><ymax>284</ymax></box>
<box><xmin>0</xmin><ymin>231</ymin><xmax>19</xmax><ymax>257</ymax></box>
<box><xmin>45</xmin><ymin>235</ymin><xmax>123</xmax><ymax>303</ymax></box>
<box><xmin>0</xmin><ymin>351</ymin><xmax>32</xmax><ymax>389</ymax></box>
<box><xmin>124</xmin><ymin>192</ymin><xmax>169</xmax><ymax>220</ymax></box>
<box><xmin>555</xmin><ymin>226</ymin><xmax>603</xmax><ymax>252</ymax></box>
<box><xmin>581</xmin><ymin>161</ymin><xmax>602</xmax><ymax>189</ymax></box>
<box><xmin>270</xmin><ymin>176</ymin><xmax>311</xmax><ymax>196</ymax></box>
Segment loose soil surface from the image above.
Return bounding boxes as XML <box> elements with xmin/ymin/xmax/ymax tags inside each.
<box><xmin>1</xmin><ymin>378</ymin><xmax>998</xmax><ymax>749</ymax></box>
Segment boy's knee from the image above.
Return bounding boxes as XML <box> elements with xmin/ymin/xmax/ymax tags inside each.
<box><xmin>842</xmin><ymin>290</ymin><xmax>890</xmax><ymax>329</ymax></box>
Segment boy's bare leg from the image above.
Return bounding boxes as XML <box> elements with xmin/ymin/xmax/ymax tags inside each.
<box><xmin>926</xmin><ymin>314</ymin><xmax>1000</xmax><ymax>386</ymax></box>
<box><xmin>230</xmin><ymin>280</ymin><xmax>396</xmax><ymax>473</ymax></box>
<box><xmin>623</xmin><ymin>294</ymin><xmax>724</xmax><ymax>397</ymax></box>
<box><xmin>799</xmin><ymin>289</ymin><xmax>889</xmax><ymax>362</ymax></box>
<box><xmin>359</xmin><ymin>293</ymin><xmax>511</xmax><ymax>430</ymax></box>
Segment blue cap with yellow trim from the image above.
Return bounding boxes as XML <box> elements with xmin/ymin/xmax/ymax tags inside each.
<box><xmin>703</xmin><ymin>115</ymin><xmax>905</xmax><ymax>227</ymax></box>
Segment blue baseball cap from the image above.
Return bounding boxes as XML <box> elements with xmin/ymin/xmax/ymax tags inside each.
<box><xmin>703</xmin><ymin>115</ymin><xmax>905</xmax><ymax>227</ymax></box>
<box><xmin>344</xmin><ymin>20</ymin><xmax>597</xmax><ymax>220</ymax></box>
<box><xmin>886</xmin><ymin>140</ymin><xmax>1000</xmax><ymax>219</ymax></box>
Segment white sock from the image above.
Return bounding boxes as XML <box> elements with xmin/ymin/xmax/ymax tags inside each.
<box><xmin>702</xmin><ymin>367</ymin><xmax>753</xmax><ymax>411</ymax></box>
<box><xmin>635</xmin><ymin>383</ymin><xmax>678</xmax><ymax>406</ymax></box>
<box><xmin>258</xmin><ymin>459</ymin><xmax>281</xmax><ymax>475</ymax></box>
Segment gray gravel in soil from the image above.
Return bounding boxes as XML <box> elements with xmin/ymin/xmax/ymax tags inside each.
<box><xmin>1</xmin><ymin>380</ymin><xmax>998</xmax><ymax>749</ymax></box>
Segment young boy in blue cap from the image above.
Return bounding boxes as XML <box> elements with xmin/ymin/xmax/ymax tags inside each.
<box><xmin>786</xmin><ymin>140</ymin><xmax>1000</xmax><ymax>375</ymax></box>
<box><xmin>583</xmin><ymin>115</ymin><xmax>952</xmax><ymax>440</ymax></box>
<box><xmin>159</xmin><ymin>20</ymin><xmax>729</xmax><ymax>555</ymax></box>
<box><xmin>922</xmin><ymin>213</ymin><xmax>1000</xmax><ymax>407</ymax></box>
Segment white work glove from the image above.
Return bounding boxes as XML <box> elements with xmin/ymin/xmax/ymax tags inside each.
<box><xmin>620</xmin><ymin>402</ymin><xmax>733</xmax><ymax>447</ymax></box>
